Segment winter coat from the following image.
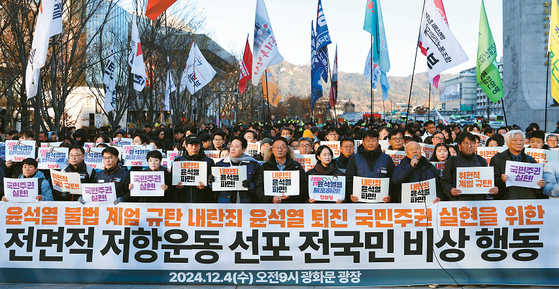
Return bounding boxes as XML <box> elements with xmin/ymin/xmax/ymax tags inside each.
<box><xmin>490</xmin><ymin>149</ymin><xmax>545</xmax><ymax>200</ymax></box>
<box><xmin>544</xmin><ymin>157</ymin><xmax>559</xmax><ymax>199</ymax></box>
<box><xmin>173</xmin><ymin>149</ymin><xmax>216</xmax><ymax>203</ymax></box>
<box><xmin>442</xmin><ymin>152</ymin><xmax>488</xmax><ymax>201</ymax></box>
<box><xmin>345</xmin><ymin>145</ymin><xmax>394</xmax><ymax>202</ymax></box>
<box><xmin>214</xmin><ymin>154</ymin><xmax>261</xmax><ymax>203</ymax></box>
<box><xmin>53</xmin><ymin>162</ymin><xmax>97</xmax><ymax>201</ymax></box>
<box><xmin>391</xmin><ymin>156</ymin><xmax>443</xmax><ymax>203</ymax></box>
<box><xmin>94</xmin><ymin>165</ymin><xmax>131</xmax><ymax>201</ymax></box>
<box><xmin>18</xmin><ymin>170</ymin><xmax>53</xmax><ymax>201</ymax></box>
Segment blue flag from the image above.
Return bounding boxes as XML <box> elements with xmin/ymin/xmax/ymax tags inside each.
<box><xmin>316</xmin><ymin>0</ymin><xmax>332</xmax><ymax>51</ymax></box>
<box><xmin>380</xmin><ymin>69</ymin><xmax>390</xmax><ymax>101</ymax></box>
<box><xmin>311</xmin><ymin>20</ymin><xmax>323</xmax><ymax>110</ymax></box>
<box><xmin>363</xmin><ymin>0</ymin><xmax>390</xmax><ymax>72</ymax></box>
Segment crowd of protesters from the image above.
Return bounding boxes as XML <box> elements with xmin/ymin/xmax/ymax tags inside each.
<box><xmin>1</xmin><ymin>118</ymin><xmax>558</xmax><ymax>204</ymax></box>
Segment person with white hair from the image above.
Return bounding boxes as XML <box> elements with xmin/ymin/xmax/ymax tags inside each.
<box><xmin>490</xmin><ymin>130</ymin><xmax>546</xmax><ymax>199</ymax></box>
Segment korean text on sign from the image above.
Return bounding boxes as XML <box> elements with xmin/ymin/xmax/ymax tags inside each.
<box><xmin>352</xmin><ymin>177</ymin><xmax>389</xmax><ymax>203</ymax></box>
<box><xmin>456</xmin><ymin>167</ymin><xmax>494</xmax><ymax>194</ymax></box>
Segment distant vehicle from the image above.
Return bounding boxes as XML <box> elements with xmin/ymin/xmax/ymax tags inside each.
<box><xmin>489</xmin><ymin>121</ymin><xmax>503</xmax><ymax>129</ymax></box>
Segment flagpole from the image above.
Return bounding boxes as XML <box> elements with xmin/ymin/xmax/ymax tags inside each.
<box><xmin>370</xmin><ymin>34</ymin><xmax>374</xmax><ymax>124</ymax></box>
<box><xmin>405</xmin><ymin>0</ymin><xmax>428</xmax><ymax>123</ymax></box>
<box><xmin>265</xmin><ymin>70</ymin><xmax>271</xmax><ymax>124</ymax></box>
<box><xmin>545</xmin><ymin>52</ymin><xmax>550</xmax><ymax>132</ymax></box>
<box><xmin>501</xmin><ymin>98</ymin><xmax>508</xmax><ymax>127</ymax></box>
<box><xmin>164</xmin><ymin>12</ymin><xmax>173</xmax><ymax>127</ymax></box>
<box><xmin>427</xmin><ymin>83</ymin><xmax>431</xmax><ymax>121</ymax></box>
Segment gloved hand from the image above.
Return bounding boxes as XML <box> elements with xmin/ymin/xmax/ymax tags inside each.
<box><xmin>208</xmin><ymin>175</ymin><xmax>216</xmax><ymax>183</ymax></box>
<box><xmin>60</xmin><ymin>192</ymin><xmax>70</xmax><ymax>199</ymax></box>
<box><xmin>77</xmin><ymin>196</ymin><xmax>86</xmax><ymax>205</ymax></box>
<box><xmin>242</xmin><ymin>180</ymin><xmax>251</xmax><ymax>188</ymax></box>
<box><xmin>114</xmin><ymin>197</ymin><xmax>124</xmax><ymax>205</ymax></box>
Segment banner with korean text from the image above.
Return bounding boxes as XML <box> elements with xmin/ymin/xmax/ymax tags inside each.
<box><xmin>0</xmin><ymin>201</ymin><xmax>558</xmax><ymax>286</ymax></box>
<box><xmin>264</xmin><ymin>171</ymin><xmax>300</xmax><ymax>196</ymax></box>
<box><xmin>293</xmin><ymin>154</ymin><xmax>317</xmax><ymax>172</ymax></box>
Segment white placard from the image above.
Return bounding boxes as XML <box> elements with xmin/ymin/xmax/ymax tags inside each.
<box><xmin>385</xmin><ymin>150</ymin><xmax>406</xmax><ymax>166</ymax></box>
<box><xmin>112</xmin><ymin>138</ymin><xmax>133</xmax><ymax>147</ymax></box>
<box><xmin>352</xmin><ymin>177</ymin><xmax>389</xmax><ymax>203</ymax></box>
<box><xmin>172</xmin><ymin>161</ymin><xmax>208</xmax><ymax>186</ymax></box>
<box><xmin>122</xmin><ymin>145</ymin><xmax>153</xmax><ymax>166</ymax></box>
<box><xmin>5</xmin><ymin>140</ymin><xmax>36</xmax><ymax>162</ymax></box>
<box><xmin>81</xmin><ymin>183</ymin><xmax>116</xmax><ymax>203</ymax></box>
<box><xmin>401</xmin><ymin>178</ymin><xmax>437</xmax><ymax>204</ymax></box>
<box><xmin>419</xmin><ymin>143</ymin><xmax>435</xmax><ymax>160</ymax></box>
<box><xmin>505</xmin><ymin>161</ymin><xmax>544</xmax><ymax>189</ymax></box>
<box><xmin>264</xmin><ymin>171</ymin><xmax>300</xmax><ymax>196</ymax></box>
<box><xmin>477</xmin><ymin>146</ymin><xmax>507</xmax><ymax>164</ymax></box>
<box><xmin>246</xmin><ymin>142</ymin><xmax>261</xmax><ymax>157</ymax></box>
<box><xmin>354</xmin><ymin>140</ymin><xmax>363</xmax><ymax>152</ymax></box>
<box><xmin>4</xmin><ymin>178</ymin><xmax>38</xmax><ymax>202</ymax></box>
<box><xmin>309</xmin><ymin>175</ymin><xmax>345</xmax><ymax>202</ymax></box>
<box><xmin>456</xmin><ymin>167</ymin><xmax>495</xmax><ymax>194</ymax></box>
<box><xmin>320</xmin><ymin>141</ymin><xmax>341</xmax><ymax>158</ymax></box>
<box><xmin>472</xmin><ymin>132</ymin><xmax>490</xmax><ymax>146</ymax></box>
<box><xmin>50</xmin><ymin>170</ymin><xmax>81</xmax><ymax>194</ymax></box>
<box><xmin>37</xmin><ymin>147</ymin><xmax>69</xmax><ymax>169</ymax></box>
<box><xmin>211</xmin><ymin>166</ymin><xmax>248</xmax><ymax>191</ymax></box>
<box><xmin>204</xmin><ymin>150</ymin><xmax>220</xmax><ymax>159</ymax></box>
<box><xmin>40</xmin><ymin>142</ymin><xmax>62</xmax><ymax>147</ymax></box>
<box><xmin>525</xmin><ymin>148</ymin><xmax>559</xmax><ymax>165</ymax></box>
<box><xmin>84</xmin><ymin>147</ymin><xmax>104</xmax><ymax>169</ymax></box>
<box><xmin>130</xmin><ymin>171</ymin><xmax>165</xmax><ymax>197</ymax></box>
<box><xmin>379</xmin><ymin>139</ymin><xmax>389</xmax><ymax>152</ymax></box>
<box><xmin>293</xmin><ymin>153</ymin><xmax>317</xmax><ymax>172</ymax></box>
<box><xmin>431</xmin><ymin>162</ymin><xmax>445</xmax><ymax>177</ymax></box>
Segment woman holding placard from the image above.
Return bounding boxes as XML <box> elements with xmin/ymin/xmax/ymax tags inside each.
<box><xmin>307</xmin><ymin>145</ymin><xmax>344</xmax><ymax>204</ymax></box>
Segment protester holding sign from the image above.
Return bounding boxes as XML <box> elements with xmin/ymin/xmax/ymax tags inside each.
<box><xmin>491</xmin><ymin>130</ymin><xmax>545</xmax><ymax>199</ymax></box>
<box><xmin>254</xmin><ymin>137</ymin><xmax>308</xmax><ymax>203</ymax></box>
<box><xmin>442</xmin><ymin>132</ymin><xmax>498</xmax><ymax>201</ymax></box>
<box><xmin>129</xmin><ymin>150</ymin><xmax>172</xmax><ymax>203</ymax></box>
<box><xmin>391</xmin><ymin>142</ymin><xmax>442</xmax><ymax>203</ymax></box>
<box><xmin>346</xmin><ymin>130</ymin><xmax>394</xmax><ymax>203</ymax></box>
<box><xmin>307</xmin><ymin>145</ymin><xmax>344</xmax><ymax>203</ymax></box>
<box><xmin>174</xmin><ymin>135</ymin><xmax>215</xmax><ymax>203</ymax></box>
<box><xmin>94</xmin><ymin>147</ymin><xmax>130</xmax><ymax>204</ymax></box>
<box><xmin>334</xmin><ymin>138</ymin><xmax>354</xmax><ymax>172</ymax></box>
<box><xmin>2</xmin><ymin>158</ymin><xmax>52</xmax><ymax>202</ymax></box>
<box><xmin>544</xmin><ymin>157</ymin><xmax>559</xmax><ymax>199</ymax></box>
<box><xmin>55</xmin><ymin>145</ymin><xmax>97</xmax><ymax>201</ymax></box>
<box><xmin>214</xmin><ymin>136</ymin><xmax>260</xmax><ymax>203</ymax></box>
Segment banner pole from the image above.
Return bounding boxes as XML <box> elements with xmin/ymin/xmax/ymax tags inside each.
<box><xmin>405</xmin><ymin>0</ymin><xmax>427</xmax><ymax>123</ymax></box>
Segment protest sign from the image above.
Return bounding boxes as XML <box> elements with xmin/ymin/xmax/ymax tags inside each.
<box><xmin>81</xmin><ymin>183</ymin><xmax>116</xmax><ymax>203</ymax></box>
<box><xmin>505</xmin><ymin>161</ymin><xmax>543</xmax><ymax>189</ymax></box>
<box><xmin>456</xmin><ymin>167</ymin><xmax>494</xmax><ymax>194</ymax></box>
<box><xmin>525</xmin><ymin>148</ymin><xmax>559</xmax><ymax>165</ymax></box>
<box><xmin>246</xmin><ymin>142</ymin><xmax>261</xmax><ymax>157</ymax></box>
<box><xmin>5</xmin><ymin>140</ymin><xmax>36</xmax><ymax>162</ymax></box>
<box><xmin>352</xmin><ymin>177</ymin><xmax>389</xmax><ymax>203</ymax></box>
<box><xmin>130</xmin><ymin>171</ymin><xmax>165</xmax><ymax>197</ymax></box>
<box><xmin>293</xmin><ymin>153</ymin><xmax>317</xmax><ymax>172</ymax></box>
<box><xmin>0</xmin><ymin>142</ymin><xmax>5</xmax><ymax>160</ymax></box>
<box><xmin>40</xmin><ymin>142</ymin><xmax>62</xmax><ymax>147</ymax></box>
<box><xmin>83</xmin><ymin>142</ymin><xmax>95</xmax><ymax>149</ymax></box>
<box><xmin>385</xmin><ymin>150</ymin><xmax>406</xmax><ymax>166</ymax></box>
<box><xmin>172</xmin><ymin>161</ymin><xmax>207</xmax><ymax>186</ymax></box>
<box><xmin>472</xmin><ymin>133</ymin><xmax>490</xmax><ymax>146</ymax></box>
<box><xmin>264</xmin><ymin>171</ymin><xmax>300</xmax><ymax>196</ymax></box>
<box><xmin>431</xmin><ymin>162</ymin><xmax>445</xmax><ymax>177</ymax></box>
<box><xmin>204</xmin><ymin>150</ymin><xmax>220</xmax><ymax>159</ymax></box>
<box><xmin>3</xmin><ymin>178</ymin><xmax>38</xmax><ymax>202</ymax></box>
<box><xmin>354</xmin><ymin>139</ymin><xmax>363</xmax><ymax>152</ymax></box>
<box><xmin>112</xmin><ymin>138</ymin><xmax>133</xmax><ymax>147</ymax></box>
<box><xmin>166</xmin><ymin>150</ymin><xmax>181</xmax><ymax>161</ymax></box>
<box><xmin>38</xmin><ymin>147</ymin><xmax>69</xmax><ymax>169</ymax></box>
<box><xmin>84</xmin><ymin>147</ymin><xmax>104</xmax><ymax>169</ymax></box>
<box><xmin>378</xmin><ymin>140</ymin><xmax>389</xmax><ymax>152</ymax></box>
<box><xmin>419</xmin><ymin>143</ymin><xmax>435</xmax><ymax>160</ymax></box>
<box><xmin>401</xmin><ymin>178</ymin><xmax>437</xmax><ymax>204</ymax></box>
<box><xmin>309</xmin><ymin>175</ymin><xmax>345</xmax><ymax>202</ymax></box>
<box><xmin>211</xmin><ymin>166</ymin><xmax>248</xmax><ymax>191</ymax></box>
<box><xmin>50</xmin><ymin>170</ymin><xmax>81</xmax><ymax>195</ymax></box>
<box><xmin>321</xmin><ymin>141</ymin><xmax>341</xmax><ymax>158</ymax></box>
<box><xmin>477</xmin><ymin>146</ymin><xmax>507</xmax><ymax>164</ymax></box>
<box><xmin>122</xmin><ymin>145</ymin><xmax>153</xmax><ymax>166</ymax></box>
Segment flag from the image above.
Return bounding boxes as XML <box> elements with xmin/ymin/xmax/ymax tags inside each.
<box><xmin>129</xmin><ymin>16</ymin><xmax>147</xmax><ymax>92</ymax></box>
<box><xmin>261</xmin><ymin>68</ymin><xmax>281</xmax><ymax>107</ymax></box>
<box><xmin>180</xmin><ymin>42</ymin><xmax>216</xmax><ymax>94</ymax></box>
<box><xmin>364</xmin><ymin>47</ymin><xmax>381</xmax><ymax>89</ymax></box>
<box><xmin>164</xmin><ymin>70</ymin><xmax>176</xmax><ymax>111</ymax></box>
<box><xmin>476</xmin><ymin>0</ymin><xmax>504</xmax><ymax>103</ymax></box>
<box><xmin>239</xmin><ymin>35</ymin><xmax>252</xmax><ymax>95</ymax></box>
<box><xmin>328</xmin><ymin>44</ymin><xmax>338</xmax><ymax>109</ymax></box>
<box><xmin>419</xmin><ymin>0</ymin><xmax>447</xmax><ymax>88</ymax></box>
<box><xmin>311</xmin><ymin>20</ymin><xmax>323</xmax><ymax>111</ymax></box>
<box><xmin>315</xmin><ymin>0</ymin><xmax>331</xmax><ymax>82</ymax></box>
<box><xmin>434</xmin><ymin>109</ymin><xmax>449</xmax><ymax>125</ymax></box>
<box><xmin>25</xmin><ymin>0</ymin><xmax>63</xmax><ymax>99</ymax></box>
<box><xmin>550</xmin><ymin>0</ymin><xmax>559</xmax><ymax>103</ymax></box>
<box><xmin>363</xmin><ymin>0</ymin><xmax>390</xmax><ymax>72</ymax></box>
<box><xmin>252</xmin><ymin>0</ymin><xmax>283</xmax><ymax>85</ymax></box>
<box><xmin>421</xmin><ymin>0</ymin><xmax>468</xmax><ymax>84</ymax></box>
<box><xmin>379</xmin><ymin>69</ymin><xmax>390</xmax><ymax>101</ymax></box>
<box><xmin>146</xmin><ymin>0</ymin><xmax>177</xmax><ymax>21</ymax></box>
<box><xmin>103</xmin><ymin>46</ymin><xmax>117</xmax><ymax>112</ymax></box>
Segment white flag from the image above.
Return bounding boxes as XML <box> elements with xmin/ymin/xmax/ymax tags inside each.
<box><xmin>129</xmin><ymin>16</ymin><xmax>147</xmax><ymax>92</ymax></box>
<box><xmin>421</xmin><ymin>0</ymin><xmax>468</xmax><ymax>81</ymax></box>
<box><xmin>25</xmin><ymin>0</ymin><xmax>63</xmax><ymax>99</ymax></box>
<box><xmin>251</xmin><ymin>0</ymin><xmax>283</xmax><ymax>85</ymax></box>
<box><xmin>364</xmin><ymin>48</ymin><xmax>382</xmax><ymax>89</ymax></box>
<box><xmin>103</xmin><ymin>46</ymin><xmax>117</xmax><ymax>112</ymax></box>
<box><xmin>180</xmin><ymin>42</ymin><xmax>216</xmax><ymax>94</ymax></box>
<box><xmin>164</xmin><ymin>70</ymin><xmax>176</xmax><ymax>111</ymax></box>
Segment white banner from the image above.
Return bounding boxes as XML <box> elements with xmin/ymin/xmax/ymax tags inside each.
<box><xmin>81</xmin><ymin>183</ymin><xmax>116</xmax><ymax>204</ymax></box>
<box><xmin>246</xmin><ymin>142</ymin><xmax>261</xmax><ymax>157</ymax></box>
<box><xmin>401</xmin><ymin>178</ymin><xmax>436</xmax><ymax>204</ymax></box>
<box><xmin>525</xmin><ymin>148</ymin><xmax>559</xmax><ymax>165</ymax></box>
<box><xmin>505</xmin><ymin>161</ymin><xmax>544</xmax><ymax>189</ymax></box>
<box><xmin>293</xmin><ymin>153</ymin><xmax>317</xmax><ymax>172</ymax></box>
<box><xmin>264</xmin><ymin>171</ymin><xmax>300</xmax><ymax>196</ymax></box>
<box><xmin>211</xmin><ymin>166</ymin><xmax>248</xmax><ymax>191</ymax></box>
<box><xmin>456</xmin><ymin>167</ymin><xmax>494</xmax><ymax>194</ymax></box>
<box><xmin>204</xmin><ymin>150</ymin><xmax>220</xmax><ymax>159</ymax></box>
<box><xmin>385</xmin><ymin>150</ymin><xmax>406</xmax><ymax>166</ymax></box>
<box><xmin>130</xmin><ymin>171</ymin><xmax>165</xmax><ymax>197</ymax></box>
<box><xmin>3</xmin><ymin>178</ymin><xmax>38</xmax><ymax>202</ymax></box>
<box><xmin>50</xmin><ymin>170</ymin><xmax>81</xmax><ymax>195</ymax></box>
<box><xmin>172</xmin><ymin>161</ymin><xmax>208</xmax><ymax>186</ymax></box>
<box><xmin>5</xmin><ymin>140</ymin><xmax>36</xmax><ymax>162</ymax></box>
<box><xmin>112</xmin><ymin>138</ymin><xmax>133</xmax><ymax>147</ymax></box>
<box><xmin>122</xmin><ymin>145</ymin><xmax>153</xmax><ymax>167</ymax></box>
<box><xmin>37</xmin><ymin>147</ymin><xmax>68</xmax><ymax>169</ymax></box>
<box><xmin>308</xmin><ymin>175</ymin><xmax>345</xmax><ymax>202</ymax></box>
<box><xmin>477</xmin><ymin>146</ymin><xmax>507</xmax><ymax>164</ymax></box>
<box><xmin>352</xmin><ymin>177</ymin><xmax>389</xmax><ymax>203</ymax></box>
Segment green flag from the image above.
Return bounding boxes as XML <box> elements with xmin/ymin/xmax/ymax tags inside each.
<box><xmin>476</xmin><ymin>0</ymin><xmax>504</xmax><ymax>103</ymax></box>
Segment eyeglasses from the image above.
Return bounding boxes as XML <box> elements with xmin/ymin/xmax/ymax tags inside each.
<box><xmin>434</xmin><ymin>136</ymin><xmax>444</xmax><ymax>140</ymax></box>
<box><xmin>69</xmin><ymin>154</ymin><xmax>83</xmax><ymax>158</ymax></box>
<box><xmin>299</xmin><ymin>144</ymin><xmax>311</xmax><ymax>148</ymax></box>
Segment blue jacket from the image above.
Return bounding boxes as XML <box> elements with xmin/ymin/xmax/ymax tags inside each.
<box><xmin>215</xmin><ymin>154</ymin><xmax>260</xmax><ymax>203</ymax></box>
<box><xmin>18</xmin><ymin>170</ymin><xmax>53</xmax><ymax>201</ymax></box>
<box><xmin>94</xmin><ymin>165</ymin><xmax>131</xmax><ymax>201</ymax></box>
<box><xmin>345</xmin><ymin>145</ymin><xmax>394</xmax><ymax>202</ymax></box>
<box><xmin>391</xmin><ymin>156</ymin><xmax>443</xmax><ymax>203</ymax></box>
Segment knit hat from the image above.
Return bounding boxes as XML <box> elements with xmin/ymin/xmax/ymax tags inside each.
<box><xmin>260</xmin><ymin>137</ymin><xmax>273</xmax><ymax>148</ymax></box>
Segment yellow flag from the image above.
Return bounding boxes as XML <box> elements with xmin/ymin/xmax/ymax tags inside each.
<box><xmin>549</xmin><ymin>0</ymin><xmax>559</xmax><ymax>102</ymax></box>
<box><xmin>261</xmin><ymin>68</ymin><xmax>281</xmax><ymax>107</ymax></box>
